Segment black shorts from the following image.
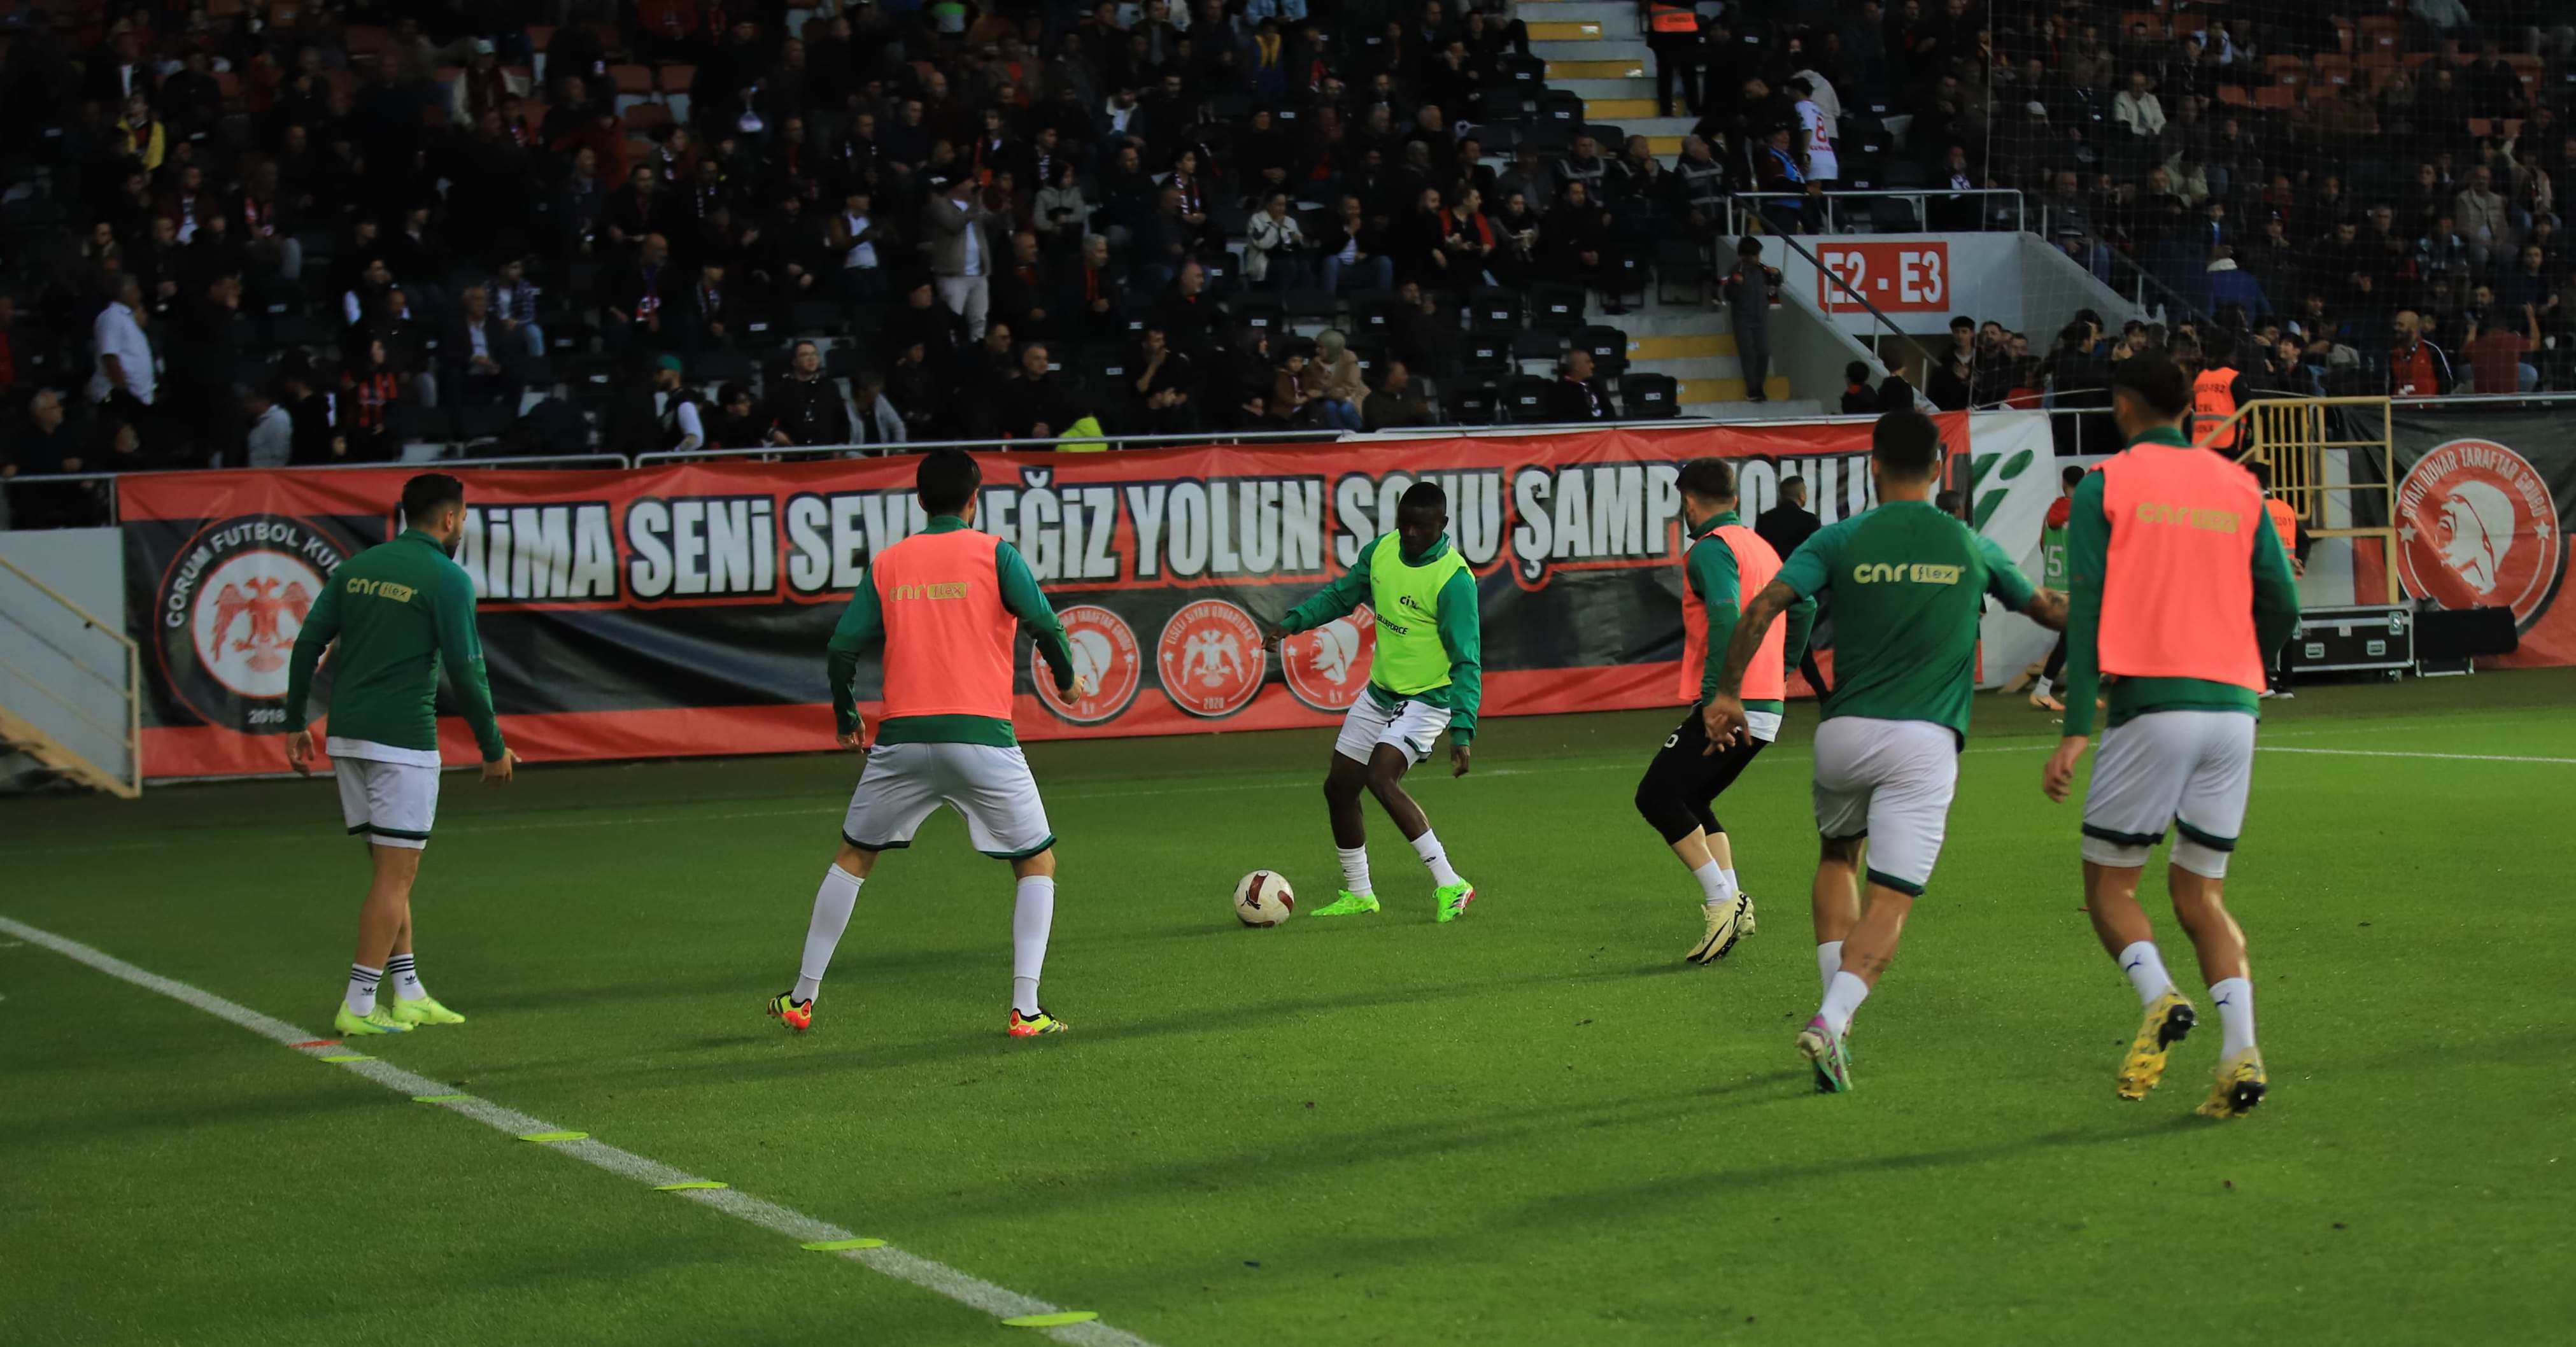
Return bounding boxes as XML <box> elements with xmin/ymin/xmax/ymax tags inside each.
<box><xmin>1634</xmin><ymin>703</ymin><xmax>1770</xmax><ymax>844</ymax></box>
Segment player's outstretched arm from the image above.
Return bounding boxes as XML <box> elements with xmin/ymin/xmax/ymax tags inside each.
<box><xmin>431</xmin><ymin>567</ymin><xmax>509</xmax><ymax>768</ymax></box>
<box><xmin>1274</xmin><ymin>543</ymin><xmax>1375</xmax><ymax>640</ymax></box>
<box><xmin>825</xmin><ymin>570</ymin><xmax>885</xmax><ymax>744</ymax></box>
<box><xmin>281</xmin><ymin>567</ymin><xmax>344</xmax><ymax>773</ymax></box>
<box><xmin>995</xmin><ymin>538</ymin><xmax>1079</xmax><ymax>695</ymax></box>
<box><xmin>1436</xmin><ymin>565</ymin><xmax>1482</xmax><ymax>776</ymax></box>
<box><xmin>1706</xmin><ymin>579</ymin><xmax>1797</xmax><ymax>751</ymax></box>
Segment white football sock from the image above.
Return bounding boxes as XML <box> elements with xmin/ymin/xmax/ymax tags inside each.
<box><xmin>1012</xmin><ymin>875</ymin><xmax>1056</xmax><ymax>1017</ymax></box>
<box><xmin>345</xmin><ymin>963</ymin><xmax>382</xmax><ymax>1016</ymax></box>
<box><xmin>1336</xmin><ymin>845</ymin><xmax>1374</xmax><ymax>896</ymax></box>
<box><xmin>1819</xmin><ymin>971</ymin><xmax>1871</xmax><ymax>1037</ymax></box>
<box><xmin>1815</xmin><ymin>940</ymin><xmax>1844</xmax><ymax>995</ymax></box>
<box><xmin>1719</xmin><ymin>866</ymin><xmax>1739</xmax><ymax>894</ymax></box>
<box><xmin>385</xmin><ymin>952</ymin><xmax>428</xmax><ymax>1002</ymax></box>
<box><xmin>791</xmin><ymin>865</ymin><xmax>864</xmax><ymax>1003</ymax></box>
<box><xmin>2210</xmin><ymin>977</ymin><xmax>2256</xmax><ymax>1056</ymax></box>
<box><xmin>2034</xmin><ymin>675</ymin><xmax>2055</xmax><ymax>698</ymax></box>
<box><xmin>2115</xmin><ymin>940</ymin><xmax>2176</xmax><ymax>1007</ymax></box>
<box><xmin>1411</xmin><ymin>829</ymin><xmax>1463</xmax><ymax>887</ymax></box>
<box><xmin>1692</xmin><ymin>860</ymin><xmax>1737</xmax><ymax>906</ymax></box>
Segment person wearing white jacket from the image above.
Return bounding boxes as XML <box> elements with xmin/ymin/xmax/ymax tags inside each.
<box><xmin>2114</xmin><ymin>71</ymin><xmax>2167</xmax><ymax>139</ymax></box>
<box><xmin>1244</xmin><ymin>192</ymin><xmax>1315</xmax><ymax>289</ymax></box>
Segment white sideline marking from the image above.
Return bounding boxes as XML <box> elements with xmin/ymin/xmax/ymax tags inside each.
<box><xmin>0</xmin><ymin>914</ymin><xmax>1161</xmax><ymax>1347</ymax></box>
<box><xmin>2254</xmin><ymin>745</ymin><xmax>2576</xmax><ymax>765</ymax></box>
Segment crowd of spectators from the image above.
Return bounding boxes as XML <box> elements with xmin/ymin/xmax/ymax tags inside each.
<box><xmin>3</xmin><ymin>1</ymin><xmax>2574</xmax><ymax>520</ymax></box>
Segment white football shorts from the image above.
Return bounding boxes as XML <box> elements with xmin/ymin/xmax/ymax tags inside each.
<box><xmin>1334</xmin><ymin>693</ymin><xmax>1454</xmax><ymax>767</ymax></box>
<box><xmin>332</xmin><ymin>741</ymin><xmax>441</xmax><ymax>850</ymax></box>
<box><xmin>842</xmin><ymin>741</ymin><xmax>1056</xmax><ymax>860</ymax></box>
<box><xmin>2081</xmin><ymin>710</ymin><xmax>2256</xmax><ymax>878</ymax></box>
<box><xmin>1809</xmin><ymin>716</ymin><xmax>1960</xmax><ymax>896</ymax></box>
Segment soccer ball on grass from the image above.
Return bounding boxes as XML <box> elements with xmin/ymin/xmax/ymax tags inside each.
<box><xmin>1234</xmin><ymin>871</ymin><xmax>1295</xmax><ymax>927</ymax></box>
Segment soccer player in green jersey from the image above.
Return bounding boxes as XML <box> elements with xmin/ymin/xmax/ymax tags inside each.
<box><xmin>1708</xmin><ymin>412</ymin><xmax>2066</xmax><ymax>1092</ymax></box>
<box><xmin>285</xmin><ymin>474</ymin><xmax>516</xmax><ymax>1037</ymax></box>
<box><xmin>1264</xmin><ymin>480</ymin><xmax>1483</xmax><ymax>922</ymax></box>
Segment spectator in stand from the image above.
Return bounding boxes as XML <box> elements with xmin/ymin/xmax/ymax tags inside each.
<box><xmin>2388</xmin><ymin>309</ymin><xmax>2455</xmax><ymax>397</ymax></box>
<box><xmin>924</xmin><ymin>174</ymin><xmax>1005</xmax><ymax>341</ymax></box>
<box><xmin>1925</xmin><ymin>315</ymin><xmax>1978</xmax><ymax>411</ymax></box>
<box><xmin>1841</xmin><ymin>361</ymin><xmax>1878</xmax><ymax>414</ymax></box>
<box><xmin>1546</xmin><ymin>348</ymin><xmax>1615</xmax><ymax>421</ymax></box>
<box><xmin>444</xmin><ymin>286</ymin><xmax>521</xmax><ymax>409</ymax></box>
<box><xmin>1306</xmin><ymin>330</ymin><xmax>1367</xmax><ymax>432</ymax></box>
<box><xmin>1131</xmin><ymin>325</ymin><xmax>1200</xmax><ymax>433</ymax></box>
<box><xmin>1539</xmin><ymin>181</ymin><xmax>1611</xmax><ymax>297</ymax></box>
<box><xmin>88</xmin><ymin>276</ymin><xmax>154</xmax><ymax>423</ymax></box>
<box><xmin>704</xmin><ymin>383</ymin><xmax>772</xmax><ymax>453</ymax></box>
<box><xmin>1720</xmin><ymin>237</ymin><xmax>1781</xmax><ymax>404</ymax></box>
<box><xmin>1245</xmin><ymin>192</ymin><xmax>1313</xmax><ymax>290</ymax></box>
<box><xmin>997</xmin><ymin>342</ymin><xmax>1072</xmax><ymax>440</ymax></box>
<box><xmin>1364</xmin><ymin>358</ymin><xmax>1436</xmax><ymax>430</ymax></box>
<box><xmin>1318</xmin><ymin>193</ymin><xmax>1394</xmax><ymax>295</ymax></box>
<box><xmin>768</xmin><ymin>341</ymin><xmax>851</xmax><ymax>446</ymax></box>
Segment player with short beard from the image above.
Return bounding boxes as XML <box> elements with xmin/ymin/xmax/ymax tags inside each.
<box><xmin>284</xmin><ymin>472</ymin><xmax>516</xmax><ymax>1036</ymax></box>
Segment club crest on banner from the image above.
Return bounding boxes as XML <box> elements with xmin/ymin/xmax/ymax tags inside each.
<box><xmin>2396</xmin><ymin>438</ymin><xmax>2565</xmax><ymax>630</ymax></box>
<box><xmin>1280</xmin><ymin>607</ymin><xmax>1376</xmax><ymax>712</ymax></box>
<box><xmin>1157</xmin><ymin>599</ymin><xmax>1265</xmax><ymax>718</ymax></box>
<box><xmin>154</xmin><ymin>514</ymin><xmax>354</xmax><ymax>734</ymax></box>
<box><xmin>1033</xmin><ymin>603</ymin><xmax>1141</xmax><ymax>724</ymax></box>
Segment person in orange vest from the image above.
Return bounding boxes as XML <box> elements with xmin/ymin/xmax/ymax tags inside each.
<box><xmin>2042</xmin><ymin>351</ymin><xmax>2302</xmax><ymax>1120</ymax></box>
<box><xmin>2252</xmin><ymin>463</ymin><xmax>2305</xmax><ymax>700</ymax></box>
<box><xmin>769</xmin><ymin>449</ymin><xmax>1090</xmax><ymax>1039</ymax></box>
<box><xmin>2183</xmin><ymin>332</ymin><xmax>2255</xmax><ymax>454</ymax></box>
<box><xmin>1635</xmin><ymin>457</ymin><xmax>1814</xmax><ymax>966</ymax></box>
<box><xmin>1643</xmin><ymin>0</ymin><xmax>1704</xmax><ymax>117</ymax></box>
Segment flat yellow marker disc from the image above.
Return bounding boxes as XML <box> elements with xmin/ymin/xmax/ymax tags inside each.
<box><xmin>516</xmin><ymin>1131</ymin><xmax>588</xmax><ymax>1143</ymax></box>
<box><xmin>1001</xmin><ymin>1312</ymin><xmax>1101</xmax><ymax>1328</ymax></box>
<box><xmin>800</xmin><ymin>1238</ymin><xmax>888</xmax><ymax>1252</ymax></box>
<box><xmin>655</xmin><ymin>1181</ymin><xmax>730</xmax><ymax>1191</ymax></box>
<box><xmin>411</xmin><ymin>1094</ymin><xmax>471</xmax><ymax>1103</ymax></box>
<box><xmin>318</xmin><ymin>1054</ymin><xmax>372</xmax><ymax>1063</ymax></box>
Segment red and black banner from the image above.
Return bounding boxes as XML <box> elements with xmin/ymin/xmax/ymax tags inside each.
<box><xmin>120</xmin><ymin>421</ymin><xmax>1938</xmax><ymax>779</ymax></box>
<box><xmin>2354</xmin><ymin>407</ymin><xmax>2575</xmax><ymax>667</ymax></box>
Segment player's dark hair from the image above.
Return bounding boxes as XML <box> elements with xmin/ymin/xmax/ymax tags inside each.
<box><xmin>2112</xmin><ymin>349</ymin><xmax>2193</xmax><ymax>418</ymax></box>
<box><xmin>2061</xmin><ymin>465</ymin><xmax>2086</xmax><ymax>489</ymax></box>
<box><xmin>400</xmin><ymin>472</ymin><xmax>465</xmax><ymax>523</ymax></box>
<box><xmin>1934</xmin><ymin>489</ymin><xmax>1967</xmax><ymax>521</ymax></box>
<box><xmin>1871</xmin><ymin>409</ymin><xmax>1943</xmax><ymax>479</ymax></box>
<box><xmin>1398</xmin><ymin>478</ymin><xmax>1447</xmax><ymax>517</ymax></box>
<box><xmin>917</xmin><ymin>449</ymin><xmax>982</xmax><ymax>515</ymax></box>
<box><xmin>1678</xmin><ymin>456</ymin><xmax>1736</xmax><ymax>502</ymax></box>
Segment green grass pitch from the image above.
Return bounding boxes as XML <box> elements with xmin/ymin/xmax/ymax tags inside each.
<box><xmin>5</xmin><ymin>671</ymin><xmax>2573</xmax><ymax>1345</ymax></box>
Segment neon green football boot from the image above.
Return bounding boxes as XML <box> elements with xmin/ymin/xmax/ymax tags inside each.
<box><xmin>388</xmin><ymin>995</ymin><xmax>467</xmax><ymax>1027</ymax></box>
<box><xmin>1434</xmin><ymin>878</ymin><xmax>1477</xmax><ymax>924</ymax></box>
<box><xmin>332</xmin><ymin>1002</ymin><xmax>413</xmax><ymax>1035</ymax></box>
<box><xmin>1310</xmin><ymin>889</ymin><xmax>1382</xmax><ymax>917</ymax></box>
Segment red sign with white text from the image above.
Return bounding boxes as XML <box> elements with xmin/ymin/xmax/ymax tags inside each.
<box><xmin>1816</xmin><ymin>241</ymin><xmax>1951</xmax><ymax>313</ymax></box>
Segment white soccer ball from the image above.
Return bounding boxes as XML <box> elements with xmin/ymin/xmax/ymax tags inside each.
<box><xmin>1234</xmin><ymin>870</ymin><xmax>1296</xmax><ymax>927</ymax></box>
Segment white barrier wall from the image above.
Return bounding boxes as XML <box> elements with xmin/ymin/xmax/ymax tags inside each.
<box><xmin>0</xmin><ymin>528</ymin><xmax>132</xmax><ymax>793</ymax></box>
<box><xmin>1766</xmin><ymin>232</ymin><xmax>2143</xmax><ymax>339</ymax></box>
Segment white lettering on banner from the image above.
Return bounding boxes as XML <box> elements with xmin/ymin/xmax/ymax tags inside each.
<box><xmin>1816</xmin><ymin>241</ymin><xmax>1952</xmax><ymax>313</ymax></box>
<box><xmin>1332</xmin><ymin>470</ymin><xmax>1503</xmax><ymax>568</ymax></box>
<box><xmin>1505</xmin><ymin>463</ymin><xmax>1690</xmax><ymax>582</ymax></box>
<box><xmin>622</xmin><ymin>497</ymin><xmax>777</xmax><ymax>601</ymax></box>
<box><xmin>1119</xmin><ymin>476</ymin><xmax>1325</xmax><ymax>582</ymax></box>
<box><xmin>459</xmin><ymin>504</ymin><xmax>617</xmax><ymax>602</ymax></box>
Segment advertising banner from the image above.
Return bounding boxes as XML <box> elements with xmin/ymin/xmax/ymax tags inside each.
<box><xmin>2366</xmin><ymin>408</ymin><xmax>2576</xmax><ymax>668</ymax></box>
<box><xmin>120</xmin><ymin>419</ymin><xmax>1986</xmax><ymax>779</ymax></box>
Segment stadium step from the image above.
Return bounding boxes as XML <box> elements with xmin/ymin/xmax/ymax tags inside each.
<box><xmin>1523</xmin><ymin>1</ymin><xmax>1638</xmax><ymax>26</ymax></box>
<box><xmin>1544</xmin><ymin>57</ymin><xmax>1648</xmax><ymax>80</ymax></box>
<box><xmin>1626</xmin><ymin>333</ymin><xmax>1737</xmax><ymax>360</ymax></box>
<box><xmin>0</xmin><ymin>704</ymin><xmax>137</xmax><ymax>799</ymax></box>
<box><xmin>1557</xmin><ymin>77</ymin><xmax>1659</xmax><ymax>102</ymax></box>
<box><xmin>1585</xmin><ymin>97</ymin><xmax>1660</xmax><ymax>120</ymax></box>
<box><xmin>1678</xmin><ymin>376</ymin><xmax>1794</xmax><ymax>404</ymax></box>
<box><xmin>1532</xmin><ymin>38</ymin><xmax>1650</xmax><ymax>63</ymax></box>
<box><xmin>1682</xmin><ymin>397</ymin><xmax>1826</xmax><ymax>421</ymax></box>
<box><xmin>1527</xmin><ymin>20</ymin><xmax>1609</xmax><ymax>42</ymax></box>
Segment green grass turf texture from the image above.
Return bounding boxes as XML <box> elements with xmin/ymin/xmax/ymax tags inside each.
<box><xmin>4</xmin><ymin>670</ymin><xmax>2573</xmax><ymax>1346</ymax></box>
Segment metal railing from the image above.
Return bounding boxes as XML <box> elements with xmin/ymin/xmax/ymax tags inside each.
<box><xmin>1747</xmin><ymin>229</ymin><xmax>1929</xmax><ymax>411</ymax></box>
<box><xmin>1729</xmin><ymin>188</ymin><xmax>2027</xmax><ymax>238</ymax></box>
<box><xmin>2</xmin><ymin>453</ymin><xmax>629</xmax><ymax>526</ymax></box>
<box><xmin>633</xmin><ymin>428</ymin><xmax>1328</xmax><ymax>466</ymax></box>
<box><xmin>0</xmin><ymin>554</ymin><xmax>140</xmax><ymax>798</ymax></box>
<box><xmin>2198</xmin><ymin>395</ymin><xmax>2400</xmax><ymax>602</ymax></box>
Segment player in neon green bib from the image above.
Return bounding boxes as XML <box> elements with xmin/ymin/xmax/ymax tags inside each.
<box><xmin>1270</xmin><ymin>480</ymin><xmax>1483</xmax><ymax>922</ymax></box>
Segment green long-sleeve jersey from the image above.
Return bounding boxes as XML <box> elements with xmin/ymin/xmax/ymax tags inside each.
<box><xmin>2060</xmin><ymin>427</ymin><xmax>2304</xmax><ymax>737</ymax></box>
<box><xmin>825</xmin><ymin>516</ymin><xmax>1077</xmax><ymax>746</ymax></box>
<box><xmin>285</xmin><ymin>529</ymin><xmax>506</xmax><ymax>761</ymax></box>
<box><xmin>1280</xmin><ymin>533</ymin><xmax>1483</xmax><ymax>744</ymax></box>
<box><xmin>1687</xmin><ymin>511</ymin><xmax>1816</xmax><ymax>710</ymax></box>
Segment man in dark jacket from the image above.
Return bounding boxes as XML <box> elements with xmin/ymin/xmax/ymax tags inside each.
<box><xmin>767</xmin><ymin>341</ymin><xmax>851</xmax><ymax>446</ymax></box>
<box><xmin>1755</xmin><ymin>473</ymin><xmax>1829</xmax><ymax>696</ymax></box>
